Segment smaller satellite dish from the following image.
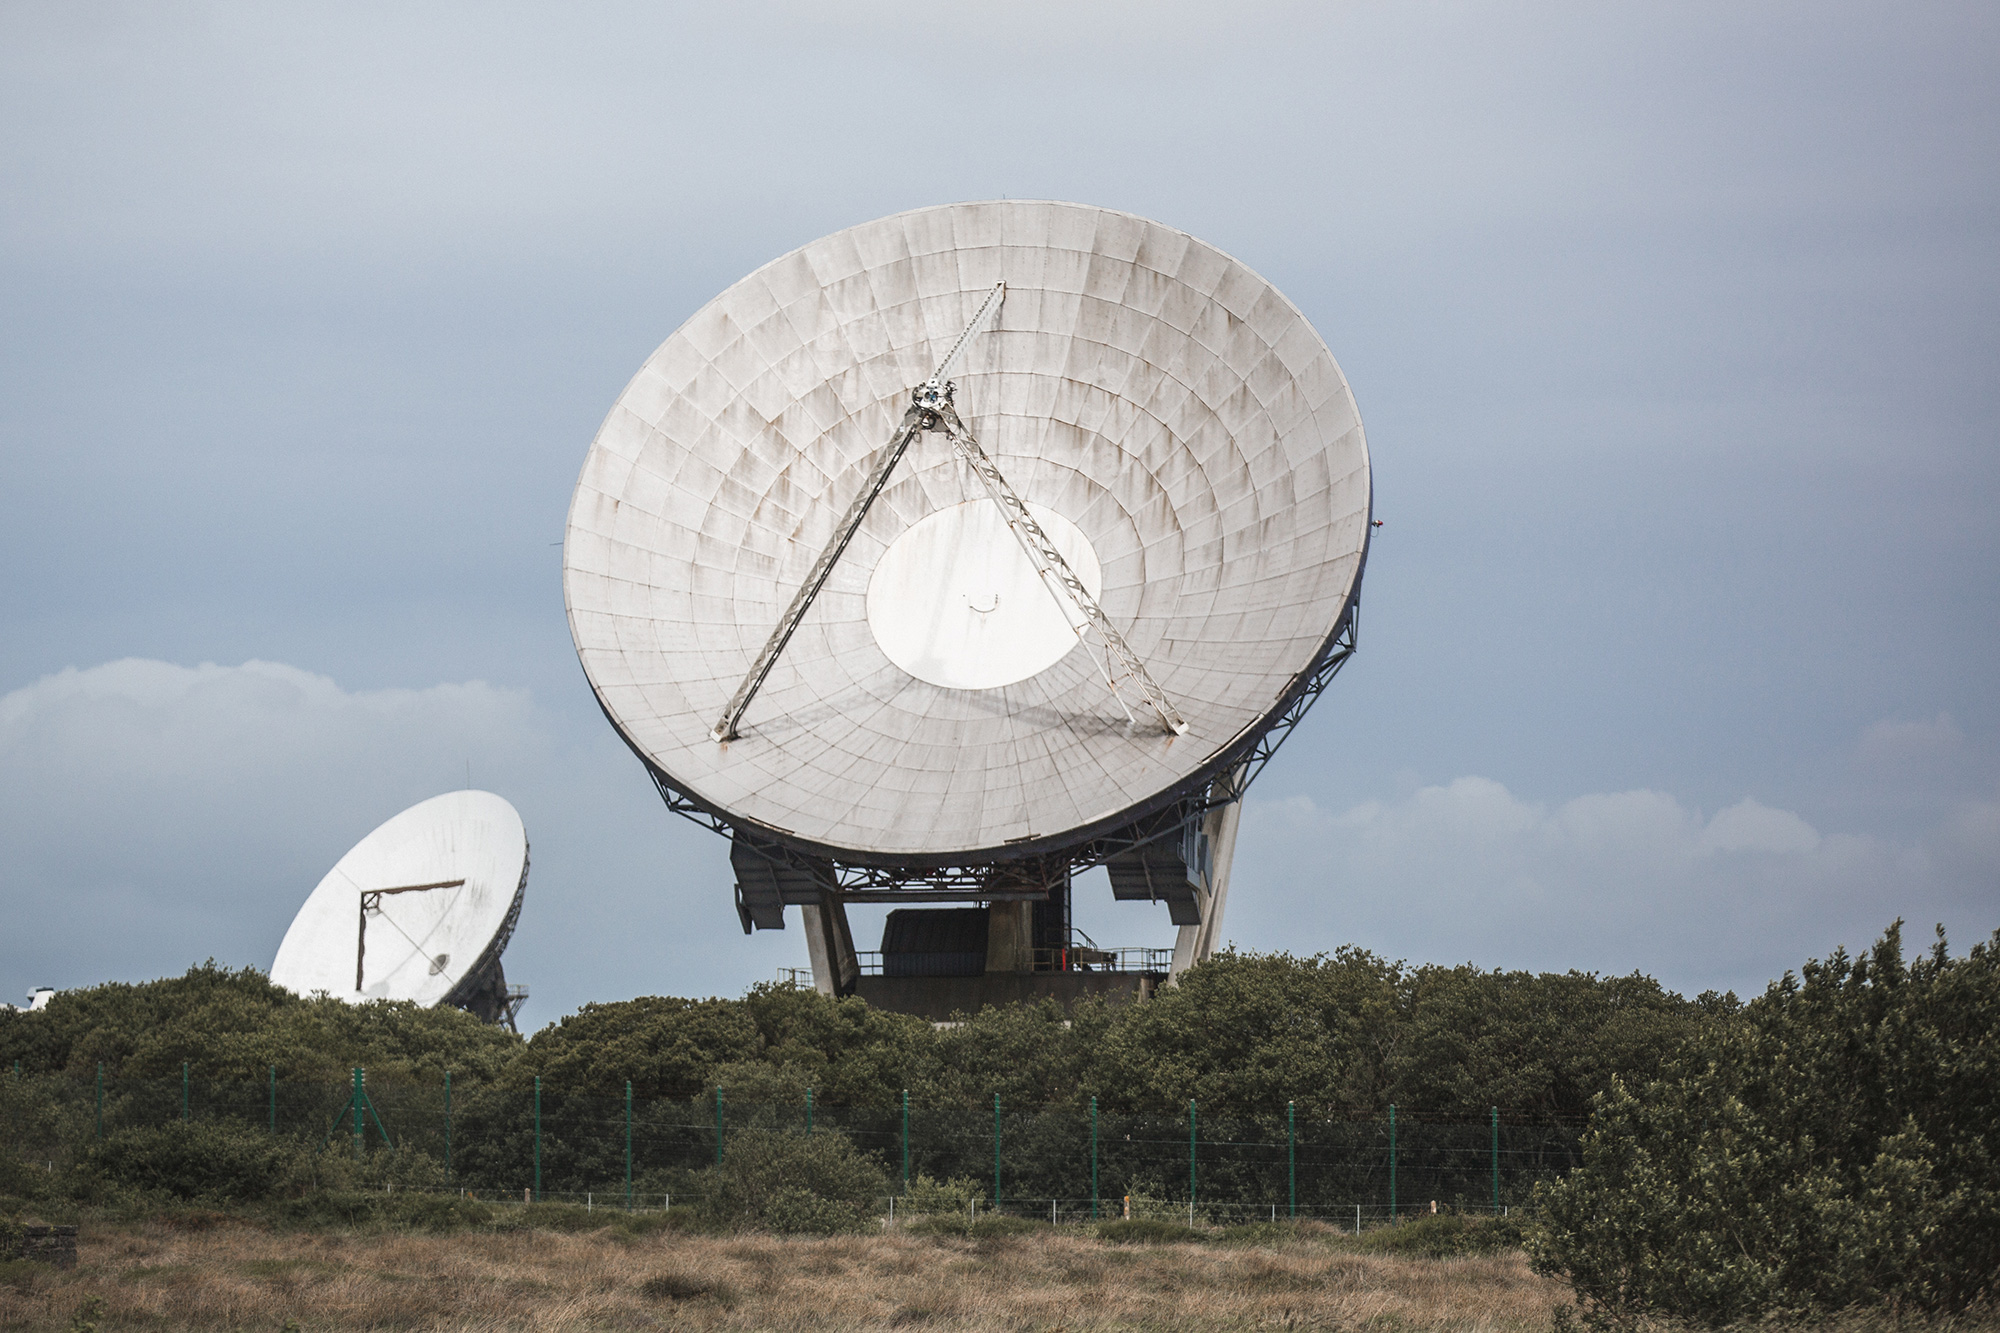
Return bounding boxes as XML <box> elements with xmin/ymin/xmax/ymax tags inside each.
<box><xmin>271</xmin><ymin>790</ymin><xmax>529</xmax><ymax>1028</ymax></box>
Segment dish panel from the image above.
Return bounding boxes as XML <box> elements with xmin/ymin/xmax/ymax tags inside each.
<box><xmin>270</xmin><ymin>790</ymin><xmax>528</xmax><ymax>1006</ymax></box>
<box><xmin>564</xmin><ymin>201</ymin><xmax>1370</xmax><ymax>858</ymax></box>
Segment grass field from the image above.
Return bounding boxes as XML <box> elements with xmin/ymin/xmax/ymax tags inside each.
<box><xmin>0</xmin><ymin>1218</ymin><xmax>1565</xmax><ymax>1332</ymax></box>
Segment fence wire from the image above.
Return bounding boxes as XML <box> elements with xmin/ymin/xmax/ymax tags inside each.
<box><xmin>2</xmin><ymin>1069</ymin><xmax>1580</xmax><ymax>1220</ymax></box>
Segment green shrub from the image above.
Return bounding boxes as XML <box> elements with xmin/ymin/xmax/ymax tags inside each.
<box><xmin>89</xmin><ymin>1121</ymin><xmax>293</xmax><ymax>1201</ymax></box>
<box><xmin>693</xmin><ymin>1128</ymin><xmax>889</xmax><ymax>1235</ymax></box>
<box><xmin>897</xmin><ymin>1173</ymin><xmax>984</xmax><ymax>1215</ymax></box>
<box><xmin>0</xmin><ymin>1257</ymin><xmax>45</xmax><ymax>1294</ymax></box>
<box><xmin>1098</xmin><ymin>1217</ymin><xmax>1201</xmax><ymax>1244</ymax></box>
<box><xmin>1529</xmin><ymin>924</ymin><xmax>2000</xmax><ymax>1325</ymax></box>
<box><xmin>606</xmin><ymin>1210</ymin><xmax>696</xmax><ymax>1240</ymax></box>
<box><xmin>1359</xmin><ymin>1214</ymin><xmax>1518</xmax><ymax>1258</ymax></box>
<box><xmin>904</xmin><ymin>1211</ymin><xmax>1040</xmax><ymax>1239</ymax></box>
<box><xmin>0</xmin><ymin>1155</ymin><xmax>47</xmax><ymax>1204</ymax></box>
<box><xmin>476</xmin><ymin>1201</ymin><xmax>609</xmax><ymax>1233</ymax></box>
<box><xmin>1215</xmin><ymin>1219</ymin><xmax>1335</xmax><ymax>1245</ymax></box>
<box><xmin>383</xmin><ymin>1192</ymin><xmax>493</xmax><ymax>1232</ymax></box>
<box><xmin>272</xmin><ymin>1191</ymin><xmax>382</xmax><ymax>1228</ymax></box>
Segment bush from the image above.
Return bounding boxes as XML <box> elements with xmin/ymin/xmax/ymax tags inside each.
<box><xmin>904</xmin><ymin>1211</ymin><xmax>1040</xmax><ymax>1239</ymax></box>
<box><xmin>89</xmin><ymin>1121</ymin><xmax>294</xmax><ymax>1202</ymax></box>
<box><xmin>897</xmin><ymin>1173</ymin><xmax>984</xmax><ymax>1216</ymax></box>
<box><xmin>1529</xmin><ymin>924</ymin><xmax>2000</xmax><ymax>1325</ymax></box>
<box><xmin>606</xmin><ymin>1210</ymin><xmax>696</xmax><ymax>1240</ymax></box>
<box><xmin>1098</xmin><ymin>1218</ymin><xmax>1201</xmax><ymax>1244</ymax></box>
<box><xmin>693</xmin><ymin>1128</ymin><xmax>889</xmax><ymax>1234</ymax></box>
<box><xmin>272</xmin><ymin>1191</ymin><xmax>383</xmax><ymax>1228</ymax></box>
<box><xmin>1358</xmin><ymin>1214</ymin><xmax>1519</xmax><ymax>1258</ymax></box>
<box><xmin>1215</xmin><ymin>1219</ymin><xmax>1337</xmax><ymax>1245</ymax></box>
<box><xmin>384</xmin><ymin>1192</ymin><xmax>494</xmax><ymax>1232</ymax></box>
<box><xmin>0</xmin><ymin>1258</ymin><xmax>44</xmax><ymax>1295</ymax></box>
<box><xmin>484</xmin><ymin>1201</ymin><xmax>614</xmax><ymax>1233</ymax></box>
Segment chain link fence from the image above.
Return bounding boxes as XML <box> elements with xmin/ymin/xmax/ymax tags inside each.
<box><xmin>2</xmin><ymin>1067</ymin><xmax>1580</xmax><ymax>1222</ymax></box>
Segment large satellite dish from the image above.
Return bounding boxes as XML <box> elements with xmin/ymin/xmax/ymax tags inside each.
<box><xmin>270</xmin><ymin>790</ymin><xmax>529</xmax><ymax>1028</ymax></box>
<box><xmin>564</xmin><ymin>201</ymin><xmax>1369</xmax><ymax>994</ymax></box>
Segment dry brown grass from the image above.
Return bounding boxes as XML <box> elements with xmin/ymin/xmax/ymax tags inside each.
<box><xmin>0</xmin><ymin>1219</ymin><xmax>1565</xmax><ymax>1332</ymax></box>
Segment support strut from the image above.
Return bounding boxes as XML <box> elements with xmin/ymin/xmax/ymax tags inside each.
<box><xmin>711</xmin><ymin>283</ymin><xmax>1007</xmax><ymax>743</ymax></box>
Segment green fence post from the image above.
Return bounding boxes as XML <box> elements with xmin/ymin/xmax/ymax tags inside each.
<box><xmin>268</xmin><ymin>1066</ymin><xmax>276</xmax><ymax>1134</ymax></box>
<box><xmin>96</xmin><ymin>1063</ymin><xmax>104</xmax><ymax>1140</ymax></box>
<box><xmin>1288</xmin><ymin>1100</ymin><xmax>1296</xmax><ymax>1219</ymax></box>
<box><xmin>1491</xmin><ymin>1106</ymin><xmax>1500</xmax><ymax>1213</ymax></box>
<box><xmin>182</xmin><ymin>1062</ymin><xmax>190</xmax><ymax>1122</ymax></box>
<box><xmin>992</xmin><ymin>1093</ymin><xmax>1002</xmax><ymax>1209</ymax></box>
<box><xmin>806</xmin><ymin>1085</ymin><xmax>814</xmax><ymax>1136</ymax></box>
<box><xmin>1090</xmin><ymin>1096</ymin><xmax>1099</xmax><ymax>1221</ymax></box>
<box><xmin>714</xmin><ymin>1087</ymin><xmax>724</xmax><ymax>1165</ymax></box>
<box><xmin>1189</xmin><ymin>1100</ymin><xmax>1197</xmax><ymax>1218</ymax></box>
<box><xmin>900</xmin><ymin>1088</ymin><xmax>909</xmax><ymax>1192</ymax></box>
<box><xmin>533</xmin><ymin>1076</ymin><xmax>543</xmax><ymax>1202</ymax></box>
<box><xmin>1388</xmin><ymin>1103</ymin><xmax>1397</xmax><ymax>1224</ymax></box>
<box><xmin>445</xmin><ymin>1071</ymin><xmax>453</xmax><ymax>1180</ymax></box>
<box><xmin>625</xmin><ymin>1080</ymin><xmax>633</xmax><ymax>1210</ymax></box>
<box><xmin>352</xmin><ymin>1068</ymin><xmax>364</xmax><ymax>1159</ymax></box>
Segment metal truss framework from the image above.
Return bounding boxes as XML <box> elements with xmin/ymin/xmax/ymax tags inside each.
<box><xmin>440</xmin><ymin>847</ymin><xmax>531</xmax><ymax>1030</ymax></box>
<box><xmin>935</xmin><ymin>400</ymin><xmax>1187</xmax><ymax>735</ymax></box>
<box><xmin>710</xmin><ymin>283</ymin><xmax>1011</xmax><ymax>744</ymax></box>
<box><xmin>645</xmin><ymin>603</ymin><xmax>1358</xmax><ymax>922</ymax></box>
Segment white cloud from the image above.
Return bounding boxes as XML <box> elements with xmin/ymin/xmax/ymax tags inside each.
<box><xmin>1700</xmin><ymin>798</ymin><xmax>1821</xmax><ymax>855</ymax></box>
<box><xmin>1228</xmin><ymin>777</ymin><xmax>1995</xmax><ymax>997</ymax></box>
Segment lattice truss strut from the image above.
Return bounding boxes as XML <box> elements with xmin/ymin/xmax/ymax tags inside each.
<box><xmin>712</xmin><ymin>282</ymin><xmax>1185</xmax><ymax>744</ymax></box>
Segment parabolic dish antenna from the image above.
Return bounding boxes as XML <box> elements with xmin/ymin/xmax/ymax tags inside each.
<box><xmin>564</xmin><ymin>200</ymin><xmax>1369</xmax><ymax>967</ymax></box>
<box><xmin>270</xmin><ymin>790</ymin><xmax>529</xmax><ymax>1027</ymax></box>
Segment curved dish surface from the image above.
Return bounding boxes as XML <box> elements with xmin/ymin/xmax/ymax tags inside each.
<box><xmin>270</xmin><ymin>790</ymin><xmax>528</xmax><ymax>1006</ymax></box>
<box><xmin>564</xmin><ymin>201</ymin><xmax>1370</xmax><ymax>861</ymax></box>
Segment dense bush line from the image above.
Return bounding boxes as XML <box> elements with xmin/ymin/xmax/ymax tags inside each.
<box><xmin>1530</xmin><ymin>922</ymin><xmax>1999</xmax><ymax>1323</ymax></box>
<box><xmin>6</xmin><ymin>923</ymin><xmax>1995</xmax><ymax>1325</ymax></box>
<box><xmin>0</xmin><ymin>946</ymin><xmax>1711</xmax><ymax>1118</ymax></box>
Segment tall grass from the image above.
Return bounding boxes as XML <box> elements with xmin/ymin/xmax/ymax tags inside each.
<box><xmin>1</xmin><ymin>1218</ymin><xmax>1563</xmax><ymax>1332</ymax></box>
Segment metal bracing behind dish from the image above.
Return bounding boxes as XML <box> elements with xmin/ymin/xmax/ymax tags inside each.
<box><xmin>636</xmin><ymin>598</ymin><xmax>1358</xmax><ymax>925</ymax></box>
<box><xmin>440</xmin><ymin>841</ymin><xmax>530</xmax><ymax>1029</ymax></box>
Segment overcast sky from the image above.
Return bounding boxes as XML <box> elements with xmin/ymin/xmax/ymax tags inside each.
<box><xmin>3</xmin><ymin>1</ymin><xmax>1995</xmax><ymax>1023</ymax></box>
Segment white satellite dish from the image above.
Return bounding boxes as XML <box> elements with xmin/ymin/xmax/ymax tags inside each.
<box><xmin>563</xmin><ymin>200</ymin><xmax>1370</xmax><ymax>995</ymax></box>
<box><xmin>270</xmin><ymin>790</ymin><xmax>529</xmax><ymax>1028</ymax></box>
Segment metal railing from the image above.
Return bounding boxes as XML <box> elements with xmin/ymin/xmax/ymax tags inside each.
<box><xmin>852</xmin><ymin>946</ymin><xmax>1172</xmax><ymax>977</ymax></box>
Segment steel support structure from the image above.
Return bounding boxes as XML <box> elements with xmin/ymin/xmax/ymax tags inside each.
<box><xmin>631</xmin><ymin>266</ymin><xmax>1365</xmax><ymax>927</ymax></box>
<box><xmin>711</xmin><ymin>282</ymin><xmax>1009</xmax><ymax>743</ymax></box>
<box><xmin>649</xmin><ymin>601</ymin><xmax>1357</xmax><ymax>918</ymax></box>
<box><xmin>934</xmin><ymin>401</ymin><xmax>1186</xmax><ymax>734</ymax></box>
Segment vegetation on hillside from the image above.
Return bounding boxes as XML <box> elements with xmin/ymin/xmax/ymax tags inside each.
<box><xmin>0</xmin><ymin>946</ymin><xmax>1716</xmax><ymax>1116</ymax></box>
<box><xmin>1531</xmin><ymin>922</ymin><xmax>2000</xmax><ymax>1324</ymax></box>
<box><xmin>4</xmin><ymin>923</ymin><xmax>1995</xmax><ymax>1326</ymax></box>
<box><xmin>0</xmin><ymin>963</ymin><xmax>515</xmax><ymax>1084</ymax></box>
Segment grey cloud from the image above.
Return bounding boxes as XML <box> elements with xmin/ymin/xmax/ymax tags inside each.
<box><xmin>1</xmin><ymin>2</ymin><xmax>1994</xmax><ymax>1008</ymax></box>
<box><xmin>1226</xmin><ymin>776</ymin><xmax>1996</xmax><ymax>997</ymax></box>
<box><xmin>0</xmin><ymin>659</ymin><xmax>796</xmax><ymax>1021</ymax></box>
